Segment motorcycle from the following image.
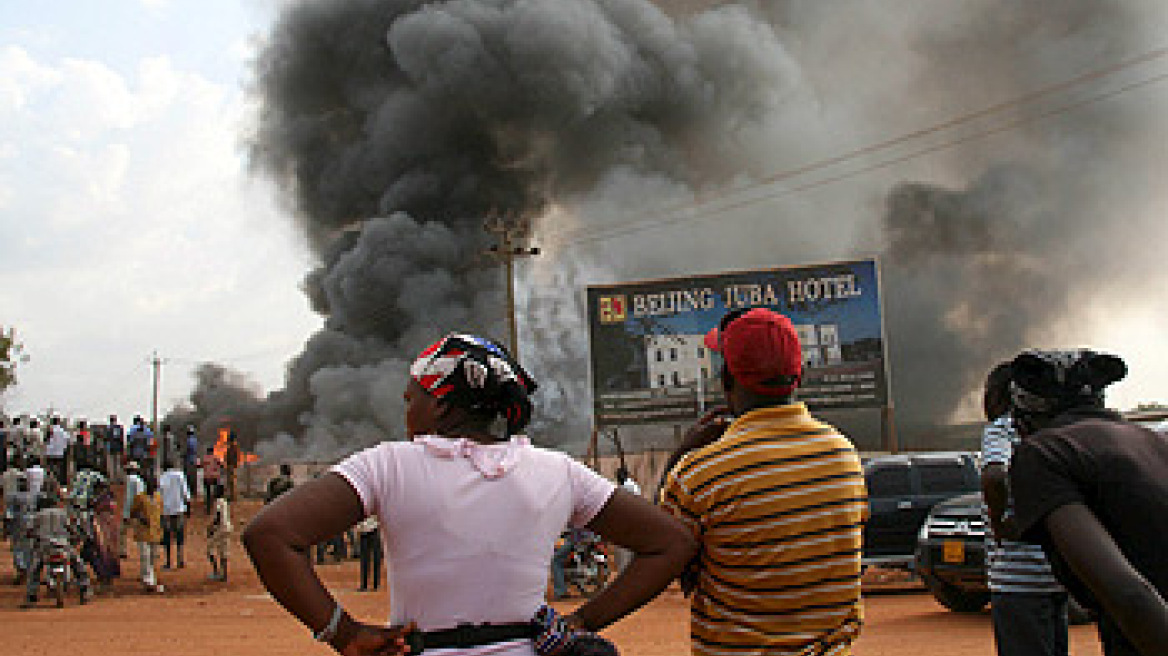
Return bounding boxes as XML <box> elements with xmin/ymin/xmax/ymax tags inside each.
<box><xmin>39</xmin><ymin>540</ymin><xmax>82</xmax><ymax>608</ymax></box>
<box><xmin>560</xmin><ymin>534</ymin><xmax>611</xmax><ymax>598</ymax></box>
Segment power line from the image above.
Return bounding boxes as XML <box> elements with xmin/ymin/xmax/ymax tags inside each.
<box><xmin>547</xmin><ymin>45</ymin><xmax>1168</xmax><ymax>247</ymax></box>
<box><xmin>571</xmin><ymin>68</ymin><xmax>1168</xmax><ymax>245</ymax></box>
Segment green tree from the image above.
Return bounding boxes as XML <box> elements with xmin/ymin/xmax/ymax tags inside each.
<box><xmin>0</xmin><ymin>327</ymin><xmax>25</xmax><ymax>396</ymax></box>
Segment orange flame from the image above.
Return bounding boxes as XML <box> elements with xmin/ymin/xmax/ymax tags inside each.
<box><xmin>214</xmin><ymin>427</ymin><xmax>259</xmax><ymax>464</ymax></box>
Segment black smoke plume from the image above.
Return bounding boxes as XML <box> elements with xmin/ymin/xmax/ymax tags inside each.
<box><xmin>171</xmin><ymin>0</ymin><xmax>795</xmax><ymax>457</ymax></box>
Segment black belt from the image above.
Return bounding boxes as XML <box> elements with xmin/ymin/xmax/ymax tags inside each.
<box><xmin>407</xmin><ymin>622</ymin><xmax>537</xmax><ymax>654</ymax></box>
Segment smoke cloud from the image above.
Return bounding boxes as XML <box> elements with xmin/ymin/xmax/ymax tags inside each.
<box><xmin>172</xmin><ymin>0</ymin><xmax>1168</xmax><ymax>456</ymax></box>
<box><xmin>171</xmin><ymin>0</ymin><xmax>797</xmax><ymax>457</ymax></box>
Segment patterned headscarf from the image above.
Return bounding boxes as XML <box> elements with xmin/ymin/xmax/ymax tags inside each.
<box><xmin>410</xmin><ymin>333</ymin><xmax>537</xmax><ymax>436</ymax></box>
<box><xmin>1009</xmin><ymin>349</ymin><xmax>1127</xmax><ymax>416</ymax></box>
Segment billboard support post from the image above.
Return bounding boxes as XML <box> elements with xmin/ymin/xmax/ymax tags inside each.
<box><xmin>874</xmin><ymin>257</ymin><xmax>897</xmax><ymax>453</ymax></box>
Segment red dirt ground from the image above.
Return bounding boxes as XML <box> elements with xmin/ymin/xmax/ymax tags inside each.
<box><xmin>1</xmin><ymin>498</ymin><xmax>1103</xmax><ymax>656</ymax></box>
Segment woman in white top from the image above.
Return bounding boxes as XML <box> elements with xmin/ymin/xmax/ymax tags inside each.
<box><xmin>245</xmin><ymin>333</ymin><xmax>695</xmax><ymax>656</ymax></box>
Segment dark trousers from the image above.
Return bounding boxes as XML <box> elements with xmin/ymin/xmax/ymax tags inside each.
<box><xmin>991</xmin><ymin>591</ymin><xmax>1069</xmax><ymax>656</ymax></box>
<box><xmin>203</xmin><ymin>480</ymin><xmax>219</xmax><ymax>514</ymax></box>
<box><xmin>184</xmin><ymin>464</ymin><xmax>198</xmax><ymax>498</ymax></box>
<box><xmin>359</xmin><ymin>530</ymin><xmax>383</xmax><ymax>590</ymax></box>
<box><xmin>161</xmin><ymin>514</ymin><xmax>186</xmax><ymax>562</ymax></box>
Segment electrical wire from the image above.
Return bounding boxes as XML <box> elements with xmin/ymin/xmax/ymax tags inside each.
<box><xmin>546</xmin><ymin>45</ymin><xmax>1168</xmax><ymax>247</ymax></box>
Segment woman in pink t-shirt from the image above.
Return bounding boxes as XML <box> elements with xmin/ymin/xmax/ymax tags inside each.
<box><xmin>245</xmin><ymin>334</ymin><xmax>695</xmax><ymax>656</ymax></box>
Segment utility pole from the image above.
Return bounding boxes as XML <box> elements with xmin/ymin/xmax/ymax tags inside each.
<box><xmin>150</xmin><ymin>351</ymin><xmax>162</xmax><ymax>435</ymax></box>
<box><xmin>484</xmin><ymin>214</ymin><xmax>539</xmax><ymax>360</ymax></box>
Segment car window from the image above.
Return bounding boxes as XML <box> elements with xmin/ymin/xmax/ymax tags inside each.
<box><xmin>917</xmin><ymin>462</ymin><xmax>972</xmax><ymax>495</ymax></box>
<box><xmin>867</xmin><ymin>465</ymin><xmax>912</xmax><ymax>497</ymax></box>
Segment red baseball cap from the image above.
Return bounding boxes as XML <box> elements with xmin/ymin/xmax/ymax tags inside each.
<box><xmin>704</xmin><ymin>308</ymin><xmax>803</xmax><ymax>395</ymax></box>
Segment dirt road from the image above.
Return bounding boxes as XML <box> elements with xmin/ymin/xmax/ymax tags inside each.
<box><xmin>2</xmin><ymin>499</ymin><xmax>1103</xmax><ymax>655</ymax></box>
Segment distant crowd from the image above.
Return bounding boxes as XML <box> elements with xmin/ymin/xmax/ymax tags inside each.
<box><xmin>0</xmin><ymin>414</ymin><xmax>241</xmax><ymax>607</ymax></box>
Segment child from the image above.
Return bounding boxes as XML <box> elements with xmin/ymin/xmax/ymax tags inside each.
<box><xmin>130</xmin><ymin>473</ymin><xmax>164</xmax><ymax>593</ymax></box>
<box><xmin>206</xmin><ymin>483</ymin><xmax>232</xmax><ymax>582</ymax></box>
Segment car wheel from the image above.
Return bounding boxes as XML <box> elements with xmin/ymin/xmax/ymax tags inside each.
<box><xmin>921</xmin><ymin>573</ymin><xmax>989</xmax><ymax>612</ymax></box>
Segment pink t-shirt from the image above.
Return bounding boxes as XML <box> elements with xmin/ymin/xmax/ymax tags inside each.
<box><xmin>332</xmin><ymin>437</ymin><xmax>615</xmax><ymax>656</ymax></box>
<box><xmin>201</xmin><ymin>454</ymin><xmax>221</xmax><ymax>481</ymax></box>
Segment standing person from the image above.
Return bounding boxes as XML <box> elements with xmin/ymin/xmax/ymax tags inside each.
<box><xmin>158</xmin><ymin>459</ymin><xmax>191</xmax><ymax>569</ymax></box>
<box><xmin>223</xmin><ymin>432</ymin><xmax>241</xmax><ymax>501</ymax></box>
<box><xmin>146</xmin><ymin>423</ymin><xmax>161</xmax><ymax>478</ymax></box>
<box><xmin>159</xmin><ymin>424</ymin><xmax>176</xmax><ymax>476</ymax></box>
<box><xmin>2</xmin><ymin>456</ymin><xmax>26</xmax><ymax>537</ymax></box>
<box><xmin>206</xmin><ymin>482</ymin><xmax>232</xmax><ymax>582</ymax></box>
<box><xmin>980</xmin><ymin>362</ymin><xmax>1069</xmax><ymax>656</ymax></box>
<box><xmin>106</xmin><ymin>415</ymin><xmax>126</xmax><ymax>482</ymax></box>
<box><xmin>200</xmin><ymin>447</ymin><xmax>222</xmax><ymax>515</ymax></box>
<box><xmin>0</xmin><ymin>416</ymin><xmax>9</xmax><ymax>474</ymax></box>
<box><xmin>88</xmin><ymin>478</ymin><xmax>121</xmax><ymax>591</ymax></box>
<box><xmin>44</xmin><ymin>417</ymin><xmax>71</xmax><ymax>491</ymax></box>
<box><xmin>183</xmin><ymin>426</ymin><xmax>199</xmax><ymax>499</ymax></box>
<box><xmin>74</xmin><ymin>420</ymin><xmax>93</xmax><ymax>473</ymax></box>
<box><xmin>355</xmin><ymin>515</ymin><xmax>382</xmax><ymax>592</ymax></box>
<box><xmin>1005</xmin><ymin>349</ymin><xmax>1168</xmax><ymax>655</ymax></box>
<box><xmin>9</xmin><ymin>416</ymin><xmax>25</xmax><ymax>463</ymax></box>
<box><xmin>660</xmin><ymin>308</ymin><xmax>868</xmax><ymax>656</ymax></box>
<box><xmin>129</xmin><ymin>472</ymin><xmax>164</xmax><ymax>593</ymax></box>
<box><xmin>265</xmin><ymin>464</ymin><xmax>295</xmax><ymax>504</ymax></box>
<box><xmin>24</xmin><ymin>417</ymin><xmax>45</xmax><ymax>467</ymax></box>
<box><xmin>126</xmin><ymin>416</ymin><xmax>151</xmax><ymax>470</ymax></box>
<box><xmin>25</xmin><ymin>458</ymin><xmax>46</xmax><ymax>499</ymax></box>
<box><xmin>8</xmin><ymin>472</ymin><xmax>35</xmax><ymax>583</ymax></box>
<box><xmin>120</xmin><ymin>461</ymin><xmax>145</xmax><ymax>559</ymax></box>
<box><xmin>244</xmin><ymin>333</ymin><xmax>696</xmax><ymax>656</ymax></box>
<box><xmin>89</xmin><ymin>421</ymin><xmax>107</xmax><ymax>477</ymax></box>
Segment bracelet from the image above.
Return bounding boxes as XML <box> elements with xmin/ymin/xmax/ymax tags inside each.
<box><xmin>314</xmin><ymin>604</ymin><xmax>345</xmax><ymax>643</ymax></box>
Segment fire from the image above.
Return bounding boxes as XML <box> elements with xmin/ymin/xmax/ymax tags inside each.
<box><xmin>214</xmin><ymin>428</ymin><xmax>259</xmax><ymax>464</ymax></box>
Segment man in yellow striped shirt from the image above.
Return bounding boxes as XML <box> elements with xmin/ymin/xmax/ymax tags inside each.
<box><xmin>660</xmin><ymin>308</ymin><xmax>868</xmax><ymax>656</ymax></box>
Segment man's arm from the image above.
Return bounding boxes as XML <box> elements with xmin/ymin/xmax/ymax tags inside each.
<box><xmin>1045</xmin><ymin>503</ymin><xmax>1168</xmax><ymax>655</ymax></box>
<box><xmin>980</xmin><ymin>463</ymin><xmax>1011</xmax><ymax>540</ymax></box>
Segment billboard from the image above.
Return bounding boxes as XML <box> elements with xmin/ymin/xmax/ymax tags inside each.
<box><xmin>587</xmin><ymin>259</ymin><xmax>887</xmax><ymax>426</ymax></box>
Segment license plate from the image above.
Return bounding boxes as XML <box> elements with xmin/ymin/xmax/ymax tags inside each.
<box><xmin>943</xmin><ymin>540</ymin><xmax>965</xmax><ymax>563</ymax></box>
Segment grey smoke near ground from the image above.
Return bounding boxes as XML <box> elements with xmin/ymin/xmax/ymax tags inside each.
<box><xmin>172</xmin><ymin>0</ymin><xmax>1168</xmax><ymax>456</ymax></box>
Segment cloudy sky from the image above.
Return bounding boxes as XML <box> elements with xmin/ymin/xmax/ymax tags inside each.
<box><xmin>3</xmin><ymin>0</ymin><xmax>1168</xmax><ymax>433</ymax></box>
<box><xmin>1</xmin><ymin>1</ymin><xmax>321</xmax><ymax>422</ymax></box>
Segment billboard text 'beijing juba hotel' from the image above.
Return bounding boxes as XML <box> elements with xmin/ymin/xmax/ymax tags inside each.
<box><xmin>586</xmin><ymin>259</ymin><xmax>888</xmax><ymax>427</ymax></box>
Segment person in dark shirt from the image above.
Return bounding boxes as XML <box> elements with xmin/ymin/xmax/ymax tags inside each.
<box><xmin>223</xmin><ymin>432</ymin><xmax>241</xmax><ymax>501</ymax></box>
<box><xmin>265</xmin><ymin>464</ymin><xmax>295</xmax><ymax>504</ymax></box>
<box><xmin>1006</xmin><ymin>349</ymin><xmax>1168</xmax><ymax>656</ymax></box>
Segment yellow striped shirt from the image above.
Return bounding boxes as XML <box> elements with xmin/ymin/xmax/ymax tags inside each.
<box><xmin>661</xmin><ymin>404</ymin><xmax>868</xmax><ymax>656</ymax></box>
